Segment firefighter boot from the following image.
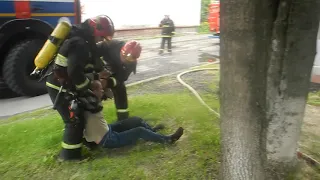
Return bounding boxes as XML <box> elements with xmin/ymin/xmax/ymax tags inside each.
<box><xmin>58</xmin><ymin>100</ymin><xmax>85</xmax><ymax>161</ymax></box>
<box><xmin>58</xmin><ymin>121</ymin><xmax>84</xmax><ymax>161</ymax></box>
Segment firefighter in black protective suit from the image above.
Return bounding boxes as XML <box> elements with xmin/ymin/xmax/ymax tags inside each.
<box><xmin>45</xmin><ymin>15</ymin><xmax>116</xmax><ymax>161</ymax></box>
<box><xmin>159</xmin><ymin>15</ymin><xmax>175</xmax><ymax>54</ymax></box>
<box><xmin>96</xmin><ymin>39</ymin><xmax>142</xmax><ymax>121</ymax></box>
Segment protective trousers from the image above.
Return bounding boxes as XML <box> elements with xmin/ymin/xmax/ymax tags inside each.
<box><xmin>160</xmin><ymin>37</ymin><xmax>172</xmax><ymax>52</ymax></box>
<box><xmin>112</xmin><ymin>82</ymin><xmax>129</xmax><ymax>120</ymax></box>
<box><xmin>46</xmin><ymin>83</ymin><xmax>84</xmax><ymax>160</ymax></box>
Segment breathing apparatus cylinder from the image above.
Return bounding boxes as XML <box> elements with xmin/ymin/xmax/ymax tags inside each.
<box><xmin>30</xmin><ymin>21</ymin><xmax>72</xmax><ymax>76</ymax></box>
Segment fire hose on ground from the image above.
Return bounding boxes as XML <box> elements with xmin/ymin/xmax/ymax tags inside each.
<box><xmin>176</xmin><ymin>61</ymin><xmax>320</xmax><ymax>170</ymax></box>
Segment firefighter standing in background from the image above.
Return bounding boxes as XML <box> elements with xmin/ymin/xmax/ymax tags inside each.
<box><xmin>96</xmin><ymin>40</ymin><xmax>142</xmax><ymax>120</ymax></box>
<box><xmin>45</xmin><ymin>15</ymin><xmax>115</xmax><ymax>161</ymax></box>
<box><xmin>159</xmin><ymin>15</ymin><xmax>175</xmax><ymax>54</ymax></box>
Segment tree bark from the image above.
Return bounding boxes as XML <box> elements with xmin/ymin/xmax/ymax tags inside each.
<box><xmin>220</xmin><ymin>0</ymin><xmax>319</xmax><ymax>179</ymax></box>
<box><xmin>219</xmin><ymin>0</ymin><xmax>275</xmax><ymax>179</ymax></box>
<box><xmin>266</xmin><ymin>0</ymin><xmax>319</xmax><ymax>178</ymax></box>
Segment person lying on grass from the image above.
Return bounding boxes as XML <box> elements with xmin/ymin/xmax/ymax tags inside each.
<box><xmin>83</xmin><ymin>80</ymin><xmax>184</xmax><ymax>149</ymax></box>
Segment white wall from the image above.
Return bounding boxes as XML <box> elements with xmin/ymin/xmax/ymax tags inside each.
<box><xmin>80</xmin><ymin>0</ymin><xmax>201</xmax><ymax>29</ymax></box>
<box><xmin>312</xmin><ymin>22</ymin><xmax>320</xmax><ymax>76</ymax></box>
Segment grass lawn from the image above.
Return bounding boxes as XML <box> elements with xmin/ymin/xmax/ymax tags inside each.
<box><xmin>0</xmin><ymin>73</ymin><xmax>220</xmax><ymax>180</ymax></box>
<box><xmin>307</xmin><ymin>90</ymin><xmax>320</xmax><ymax>106</ymax></box>
<box><xmin>0</xmin><ymin>66</ymin><xmax>319</xmax><ymax>180</ymax></box>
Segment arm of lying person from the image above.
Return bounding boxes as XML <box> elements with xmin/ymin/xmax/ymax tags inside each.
<box><xmin>98</xmin><ymin>69</ymin><xmax>113</xmax><ymax>91</ymax></box>
<box><xmin>99</xmin><ymin>69</ymin><xmax>111</xmax><ymax>80</ymax></box>
<box><xmin>96</xmin><ymin>74</ymin><xmax>129</xmax><ymax>120</ymax></box>
<box><xmin>86</xmin><ymin>68</ymin><xmax>111</xmax><ymax>81</ymax></box>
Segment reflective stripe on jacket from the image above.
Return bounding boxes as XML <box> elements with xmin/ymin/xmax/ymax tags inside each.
<box><xmin>159</xmin><ymin>18</ymin><xmax>175</xmax><ymax>36</ymax></box>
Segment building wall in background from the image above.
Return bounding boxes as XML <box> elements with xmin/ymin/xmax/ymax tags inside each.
<box><xmin>311</xmin><ymin>22</ymin><xmax>320</xmax><ymax>83</ymax></box>
<box><xmin>81</xmin><ymin>0</ymin><xmax>201</xmax><ymax>29</ymax></box>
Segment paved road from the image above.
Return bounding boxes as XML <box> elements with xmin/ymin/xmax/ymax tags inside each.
<box><xmin>0</xmin><ymin>34</ymin><xmax>220</xmax><ymax>118</ymax></box>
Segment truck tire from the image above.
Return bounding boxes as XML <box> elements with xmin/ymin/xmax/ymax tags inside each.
<box><xmin>0</xmin><ymin>80</ymin><xmax>19</xmax><ymax>99</ymax></box>
<box><xmin>2</xmin><ymin>39</ymin><xmax>47</xmax><ymax>97</ymax></box>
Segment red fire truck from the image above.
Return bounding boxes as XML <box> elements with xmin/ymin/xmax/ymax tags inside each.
<box><xmin>208</xmin><ymin>0</ymin><xmax>220</xmax><ymax>35</ymax></box>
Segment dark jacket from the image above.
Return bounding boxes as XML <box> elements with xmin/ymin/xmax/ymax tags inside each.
<box><xmin>97</xmin><ymin>40</ymin><xmax>137</xmax><ymax>120</ymax></box>
<box><xmin>159</xmin><ymin>18</ymin><xmax>175</xmax><ymax>36</ymax></box>
<box><xmin>46</xmin><ymin>23</ymin><xmax>103</xmax><ymax>113</ymax></box>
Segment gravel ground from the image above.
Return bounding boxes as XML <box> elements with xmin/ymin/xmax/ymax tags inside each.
<box><xmin>127</xmin><ymin>76</ymin><xmax>184</xmax><ymax>96</ymax></box>
<box><xmin>127</xmin><ymin>70</ymin><xmax>219</xmax><ymax>97</ymax></box>
<box><xmin>127</xmin><ymin>69</ymin><xmax>318</xmax><ymax>98</ymax></box>
<box><xmin>181</xmin><ymin>70</ymin><xmax>219</xmax><ymax>95</ymax></box>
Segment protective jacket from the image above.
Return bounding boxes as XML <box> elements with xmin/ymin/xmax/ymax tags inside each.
<box><xmin>97</xmin><ymin>40</ymin><xmax>137</xmax><ymax>120</ymax></box>
<box><xmin>46</xmin><ymin>23</ymin><xmax>104</xmax><ymax>113</ymax></box>
<box><xmin>159</xmin><ymin>18</ymin><xmax>175</xmax><ymax>37</ymax></box>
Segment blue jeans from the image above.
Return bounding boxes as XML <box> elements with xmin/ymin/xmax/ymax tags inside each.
<box><xmin>99</xmin><ymin>117</ymin><xmax>170</xmax><ymax>148</ymax></box>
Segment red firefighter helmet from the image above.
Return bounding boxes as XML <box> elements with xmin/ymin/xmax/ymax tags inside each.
<box><xmin>88</xmin><ymin>15</ymin><xmax>115</xmax><ymax>40</ymax></box>
<box><xmin>121</xmin><ymin>40</ymin><xmax>142</xmax><ymax>62</ymax></box>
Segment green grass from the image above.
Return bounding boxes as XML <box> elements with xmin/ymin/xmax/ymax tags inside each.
<box><xmin>1</xmin><ymin>68</ymin><xmax>319</xmax><ymax>179</ymax></box>
<box><xmin>307</xmin><ymin>91</ymin><xmax>320</xmax><ymax>106</ymax></box>
<box><xmin>0</xmin><ymin>90</ymin><xmax>220</xmax><ymax>179</ymax></box>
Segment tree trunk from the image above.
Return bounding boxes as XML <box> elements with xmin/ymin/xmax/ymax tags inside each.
<box><xmin>219</xmin><ymin>0</ymin><xmax>275</xmax><ymax>179</ymax></box>
<box><xmin>220</xmin><ymin>0</ymin><xmax>319</xmax><ymax>179</ymax></box>
<box><xmin>266</xmin><ymin>0</ymin><xmax>319</xmax><ymax>178</ymax></box>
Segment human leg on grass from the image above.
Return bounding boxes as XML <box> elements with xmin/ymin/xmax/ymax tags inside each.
<box><xmin>109</xmin><ymin>116</ymin><xmax>164</xmax><ymax>133</ymax></box>
<box><xmin>99</xmin><ymin>126</ymin><xmax>184</xmax><ymax>148</ymax></box>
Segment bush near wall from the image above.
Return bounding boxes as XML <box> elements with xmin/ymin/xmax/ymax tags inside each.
<box><xmin>198</xmin><ymin>22</ymin><xmax>210</xmax><ymax>33</ymax></box>
<box><xmin>201</xmin><ymin>0</ymin><xmax>211</xmax><ymax>22</ymax></box>
<box><xmin>199</xmin><ymin>0</ymin><xmax>211</xmax><ymax>34</ymax></box>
